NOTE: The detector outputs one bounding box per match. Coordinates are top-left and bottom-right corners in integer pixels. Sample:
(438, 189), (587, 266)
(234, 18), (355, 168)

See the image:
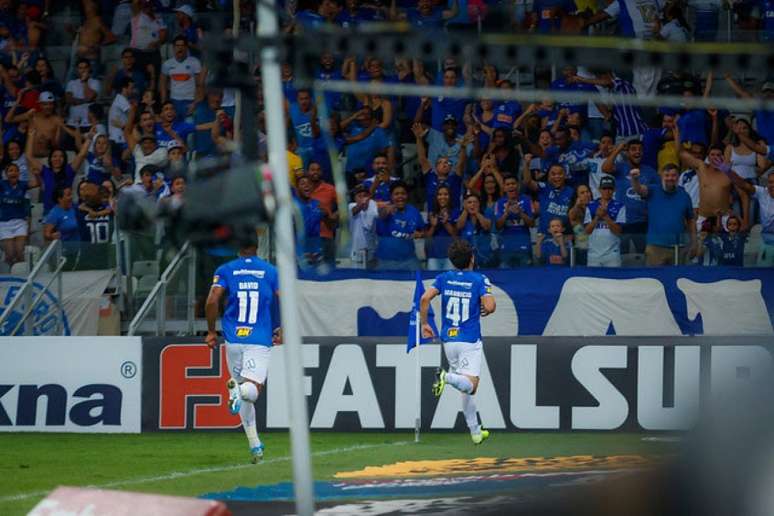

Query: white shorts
(443, 340), (483, 377)
(226, 343), (272, 384)
(0, 219), (27, 240)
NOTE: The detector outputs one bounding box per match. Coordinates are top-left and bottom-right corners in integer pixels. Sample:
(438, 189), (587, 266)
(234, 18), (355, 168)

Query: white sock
(240, 382), (258, 402)
(462, 394), (481, 435)
(445, 372), (474, 394)
(239, 401), (261, 449)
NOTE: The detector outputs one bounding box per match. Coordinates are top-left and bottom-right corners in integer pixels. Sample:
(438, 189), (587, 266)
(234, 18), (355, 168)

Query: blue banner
(298, 267), (774, 337)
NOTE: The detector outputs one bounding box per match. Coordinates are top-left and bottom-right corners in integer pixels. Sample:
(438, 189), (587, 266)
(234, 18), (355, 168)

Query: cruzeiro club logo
(0, 277), (71, 335)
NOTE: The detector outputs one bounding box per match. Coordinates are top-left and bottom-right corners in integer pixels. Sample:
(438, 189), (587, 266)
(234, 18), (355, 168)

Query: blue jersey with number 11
(432, 270), (493, 343)
(212, 256), (279, 347)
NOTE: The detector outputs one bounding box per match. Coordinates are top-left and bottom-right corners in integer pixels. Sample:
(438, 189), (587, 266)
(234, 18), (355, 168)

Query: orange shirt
(311, 181), (337, 239)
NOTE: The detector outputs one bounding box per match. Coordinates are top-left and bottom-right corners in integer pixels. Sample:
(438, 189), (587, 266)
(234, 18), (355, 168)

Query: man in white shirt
(130, 0), (167, 81)
(348, 184), (379, 269)
(132, 135), (168, 182)
(66, 59), (101, 129)
(584, 176), (627, 266)
(160, 35), (203, 121)
(109, 77), (135, 150)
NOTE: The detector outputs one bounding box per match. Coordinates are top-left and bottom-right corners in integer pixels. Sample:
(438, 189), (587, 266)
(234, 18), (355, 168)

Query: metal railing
(0, 240), (66, 336)
(127, 241), (196, 336)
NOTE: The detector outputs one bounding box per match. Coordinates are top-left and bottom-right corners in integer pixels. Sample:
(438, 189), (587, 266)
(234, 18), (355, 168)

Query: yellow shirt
(286, 151), (303, 187)
(657, 141), (679, 172)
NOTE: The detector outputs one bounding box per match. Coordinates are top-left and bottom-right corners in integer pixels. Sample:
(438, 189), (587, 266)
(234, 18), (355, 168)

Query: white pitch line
(0, 440), (410, 504)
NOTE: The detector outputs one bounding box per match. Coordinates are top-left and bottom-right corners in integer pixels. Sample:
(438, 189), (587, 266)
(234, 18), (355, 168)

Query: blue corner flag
(407, 271), (437, 353)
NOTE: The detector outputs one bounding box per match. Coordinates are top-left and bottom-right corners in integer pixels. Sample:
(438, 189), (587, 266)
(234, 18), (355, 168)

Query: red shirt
(311, 181), (337, 239)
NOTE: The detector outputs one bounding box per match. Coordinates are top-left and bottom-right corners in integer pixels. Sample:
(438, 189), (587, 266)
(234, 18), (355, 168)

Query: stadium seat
(24, 246), (41, 266)
(11, 262), (29, 276)
(133, 260), (161, 298)
(745, 224), (762, 266)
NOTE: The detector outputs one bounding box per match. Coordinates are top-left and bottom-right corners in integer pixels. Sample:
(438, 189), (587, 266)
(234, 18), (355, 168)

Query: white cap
(39, 91), (55, 102)
(174, 5), (195, 18)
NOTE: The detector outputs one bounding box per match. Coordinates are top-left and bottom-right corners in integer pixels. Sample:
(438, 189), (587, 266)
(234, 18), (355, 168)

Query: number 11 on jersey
(237, 291), (260, 324)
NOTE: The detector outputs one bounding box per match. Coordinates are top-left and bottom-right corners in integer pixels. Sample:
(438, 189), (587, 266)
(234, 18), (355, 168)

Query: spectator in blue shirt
(154, 101), (194, 150)
(698, 214), (747, 266)
(86, 134), (121, 184)
(397, 0), (459, 29)
(426, 185), (459, 270)
(494, 175), (534, 267)
(422, 68), (468, 134)
(43, 187), (80, 243)
(535, 218), (569, 265)
(363, 154), (399, 202)
(343, 107), (390, 176)
(375, 181), (425, 270)
(602, 139), (658, 253)
(26, 132), (87, 214)
(630, 163), (697, 266)
(193, 88), (223, 158)
(414, 121), (467, 210)
(294, 0), (342, 30)
(529, 0), (576, 33)
(287, 89), (321, 167)
(523, 158), (575, 235)
(108, 48), (149, 98)
(456, 191), (497, 268)
(0, 163), (33, 266)
(295, 175), (335, 268)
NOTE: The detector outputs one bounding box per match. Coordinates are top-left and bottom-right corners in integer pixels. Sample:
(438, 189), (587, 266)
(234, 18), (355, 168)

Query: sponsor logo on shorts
(447, 328), (459, 338)
(236, 327), (253, 337)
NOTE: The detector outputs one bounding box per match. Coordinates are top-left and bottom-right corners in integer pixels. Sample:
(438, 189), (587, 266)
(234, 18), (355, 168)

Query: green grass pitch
(0, 431), (668, 515)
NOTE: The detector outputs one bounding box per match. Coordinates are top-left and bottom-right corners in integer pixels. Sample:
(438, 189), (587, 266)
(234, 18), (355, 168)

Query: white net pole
(257, 2), (315, 515)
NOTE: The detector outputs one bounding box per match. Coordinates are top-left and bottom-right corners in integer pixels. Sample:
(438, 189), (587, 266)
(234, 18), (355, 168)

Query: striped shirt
(610, 76), (646, 139)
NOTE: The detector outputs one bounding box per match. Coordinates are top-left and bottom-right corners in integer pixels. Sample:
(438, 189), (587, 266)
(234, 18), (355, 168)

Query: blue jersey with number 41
(212, 256), (279, 347)
(432, 270), (493, 343)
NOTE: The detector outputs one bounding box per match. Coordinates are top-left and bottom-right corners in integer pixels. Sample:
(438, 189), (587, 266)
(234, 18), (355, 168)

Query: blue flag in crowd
(407, 271), (437, 353)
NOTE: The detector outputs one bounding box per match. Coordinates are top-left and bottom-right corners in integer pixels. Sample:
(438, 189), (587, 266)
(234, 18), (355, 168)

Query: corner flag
(407, 271), (437, 353)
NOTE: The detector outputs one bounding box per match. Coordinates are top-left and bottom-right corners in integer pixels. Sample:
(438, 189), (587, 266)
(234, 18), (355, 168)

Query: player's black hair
(238, 229), (259, 251)
(627, 139), (643, 148)
(448, 239), (474, 270)
(76, 58), (91, 69)
(372, 152), (388, 162)
(503, 174), (519, 184)
(173, 34), (188, 46)
(600, 131), (615, 141)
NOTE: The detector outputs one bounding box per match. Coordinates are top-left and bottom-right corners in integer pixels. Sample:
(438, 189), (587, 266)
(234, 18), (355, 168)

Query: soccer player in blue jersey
(205, 236), (281, 463)
(419, 239), (496, 445)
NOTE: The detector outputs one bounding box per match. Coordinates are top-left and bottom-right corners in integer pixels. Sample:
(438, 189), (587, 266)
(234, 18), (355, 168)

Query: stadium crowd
(0, 0), (771, 274)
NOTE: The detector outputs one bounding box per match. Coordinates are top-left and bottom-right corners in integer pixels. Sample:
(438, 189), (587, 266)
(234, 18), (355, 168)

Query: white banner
(0, 271), (113, 336)
(0, 337), (142, 433)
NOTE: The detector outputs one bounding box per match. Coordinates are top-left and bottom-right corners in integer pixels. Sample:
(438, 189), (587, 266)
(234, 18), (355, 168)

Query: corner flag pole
(414, 309), (421, 443)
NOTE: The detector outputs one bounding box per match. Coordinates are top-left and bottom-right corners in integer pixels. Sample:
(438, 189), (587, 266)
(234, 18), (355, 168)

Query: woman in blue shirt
(86, 134), (121, 184)
(43, 187), (80, 243)
(0, 163), (36, 266)
(426, 185), (459, 270)
(26, 130), (88, 214)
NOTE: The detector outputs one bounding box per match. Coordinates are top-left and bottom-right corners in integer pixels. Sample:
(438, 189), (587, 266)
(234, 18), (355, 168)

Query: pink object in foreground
(28, 486), (231, 516)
